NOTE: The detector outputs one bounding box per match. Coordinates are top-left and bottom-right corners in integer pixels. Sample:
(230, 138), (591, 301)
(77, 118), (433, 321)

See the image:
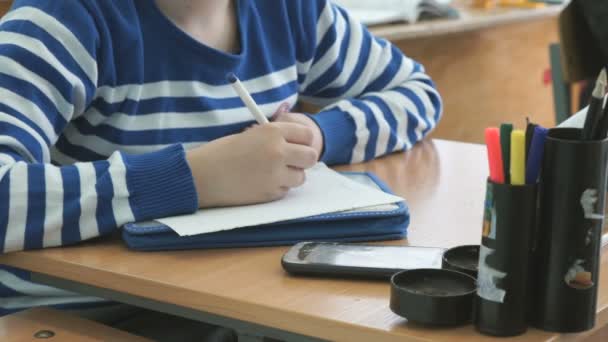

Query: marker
(485, 127), (504, 184)
(500, 123), (513, 184)
(510, 130), (526, 185)
(525, 121), (537, 159)
(226, 73), (269, 124)
(525, 126), (548, 185)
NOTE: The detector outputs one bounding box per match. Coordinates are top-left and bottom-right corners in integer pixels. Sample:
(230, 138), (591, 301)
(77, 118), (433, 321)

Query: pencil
(226, 73), (269, 124)
(582, 68), (607, 140)
(594, 97), (608, 140)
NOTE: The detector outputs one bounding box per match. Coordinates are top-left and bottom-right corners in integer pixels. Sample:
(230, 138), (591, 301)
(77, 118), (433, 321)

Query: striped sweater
(0, 0), (442, 315)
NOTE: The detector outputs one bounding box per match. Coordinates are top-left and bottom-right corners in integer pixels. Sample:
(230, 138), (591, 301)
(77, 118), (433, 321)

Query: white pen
(226, 72), (269, 124)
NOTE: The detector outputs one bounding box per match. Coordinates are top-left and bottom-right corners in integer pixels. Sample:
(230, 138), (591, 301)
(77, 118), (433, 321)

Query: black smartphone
(281, 241), (446, 279)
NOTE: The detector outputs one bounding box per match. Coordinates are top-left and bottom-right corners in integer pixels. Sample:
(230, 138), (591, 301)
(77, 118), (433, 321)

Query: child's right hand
(186, 122), (318, 208)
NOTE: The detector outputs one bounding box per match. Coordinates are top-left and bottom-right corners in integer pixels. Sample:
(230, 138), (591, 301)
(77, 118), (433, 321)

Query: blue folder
(122, 172), (409, 251)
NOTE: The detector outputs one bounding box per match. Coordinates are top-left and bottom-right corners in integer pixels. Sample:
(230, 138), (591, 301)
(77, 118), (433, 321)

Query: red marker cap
(485, 127), (505, 183)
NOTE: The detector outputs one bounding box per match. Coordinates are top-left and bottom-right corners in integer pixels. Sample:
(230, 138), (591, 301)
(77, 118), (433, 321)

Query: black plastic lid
(390, 268), (476, 326)
(442, 245), (480, 278)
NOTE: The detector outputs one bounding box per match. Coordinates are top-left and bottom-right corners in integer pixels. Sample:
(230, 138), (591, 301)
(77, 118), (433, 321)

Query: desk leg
(30, 272), (326, 342)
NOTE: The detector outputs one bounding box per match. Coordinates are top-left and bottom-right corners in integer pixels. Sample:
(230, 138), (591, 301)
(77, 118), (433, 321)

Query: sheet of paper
(558, 106), (586, 128)
(157, 163), (404, 236)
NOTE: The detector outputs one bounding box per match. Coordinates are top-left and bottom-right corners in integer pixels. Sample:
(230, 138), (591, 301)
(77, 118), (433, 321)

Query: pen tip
(600, 68), (607, 84)
(226, 72), (238, 83)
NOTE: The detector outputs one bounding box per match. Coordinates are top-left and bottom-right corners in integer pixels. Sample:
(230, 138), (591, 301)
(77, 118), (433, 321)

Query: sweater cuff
(122, 144), (198, 221)
(308, 108), (356, 165)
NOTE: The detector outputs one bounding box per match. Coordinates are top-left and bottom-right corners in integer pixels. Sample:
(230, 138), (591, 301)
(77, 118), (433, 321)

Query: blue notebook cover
(122, 172), (409, 251)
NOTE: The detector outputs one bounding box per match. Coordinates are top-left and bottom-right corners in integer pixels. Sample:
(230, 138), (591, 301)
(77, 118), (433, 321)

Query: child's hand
(186, 122), (318, 208)
(272, 108), (324, 159)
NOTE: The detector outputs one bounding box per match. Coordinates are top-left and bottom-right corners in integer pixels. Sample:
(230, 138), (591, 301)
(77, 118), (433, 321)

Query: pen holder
(532, 128), (608, 333)
(474, 179), (537, 337)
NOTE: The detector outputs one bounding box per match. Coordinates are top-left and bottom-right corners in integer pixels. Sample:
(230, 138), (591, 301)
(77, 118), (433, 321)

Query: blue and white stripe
(299, 2), (442, 163)
(0, 0), (441, 315)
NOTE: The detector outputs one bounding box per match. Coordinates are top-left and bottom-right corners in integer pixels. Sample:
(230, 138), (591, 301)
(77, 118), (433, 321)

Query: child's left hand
(272, 104), (324, 159)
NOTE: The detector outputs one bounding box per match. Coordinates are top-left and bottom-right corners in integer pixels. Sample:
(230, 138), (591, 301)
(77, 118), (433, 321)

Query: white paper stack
(157, 163), (404, 236)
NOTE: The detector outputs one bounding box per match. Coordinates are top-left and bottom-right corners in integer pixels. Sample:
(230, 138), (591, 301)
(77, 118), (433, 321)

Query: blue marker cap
(226, 72), (238, 83)
(525, 126), (548, 185)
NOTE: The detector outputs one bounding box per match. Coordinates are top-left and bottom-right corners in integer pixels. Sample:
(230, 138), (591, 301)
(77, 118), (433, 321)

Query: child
(0, 0), (442, 340)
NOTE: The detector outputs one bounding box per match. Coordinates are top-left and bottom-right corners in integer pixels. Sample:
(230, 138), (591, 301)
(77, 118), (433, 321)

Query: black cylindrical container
(474, 180), (538, 336)
(532, 128), (608, 333)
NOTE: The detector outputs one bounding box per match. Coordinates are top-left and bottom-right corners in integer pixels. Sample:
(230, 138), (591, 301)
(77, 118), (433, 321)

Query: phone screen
(283, 242), (445, 271)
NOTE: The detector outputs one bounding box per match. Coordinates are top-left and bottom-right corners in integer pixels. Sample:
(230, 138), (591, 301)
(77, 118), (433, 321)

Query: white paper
(558, 106), (586, 128)
(157, 163), (404, 236)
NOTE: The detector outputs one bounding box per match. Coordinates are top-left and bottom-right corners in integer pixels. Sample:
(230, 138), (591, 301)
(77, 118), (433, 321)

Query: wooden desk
(365, 1), (564, 144)
(370, 1), (563, 41)
(0, 308), (152, 342)
(0, 139), (606, 341)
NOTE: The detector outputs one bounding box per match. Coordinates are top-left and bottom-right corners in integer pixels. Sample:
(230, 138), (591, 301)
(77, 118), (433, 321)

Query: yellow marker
(510, 130), (526, 185)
